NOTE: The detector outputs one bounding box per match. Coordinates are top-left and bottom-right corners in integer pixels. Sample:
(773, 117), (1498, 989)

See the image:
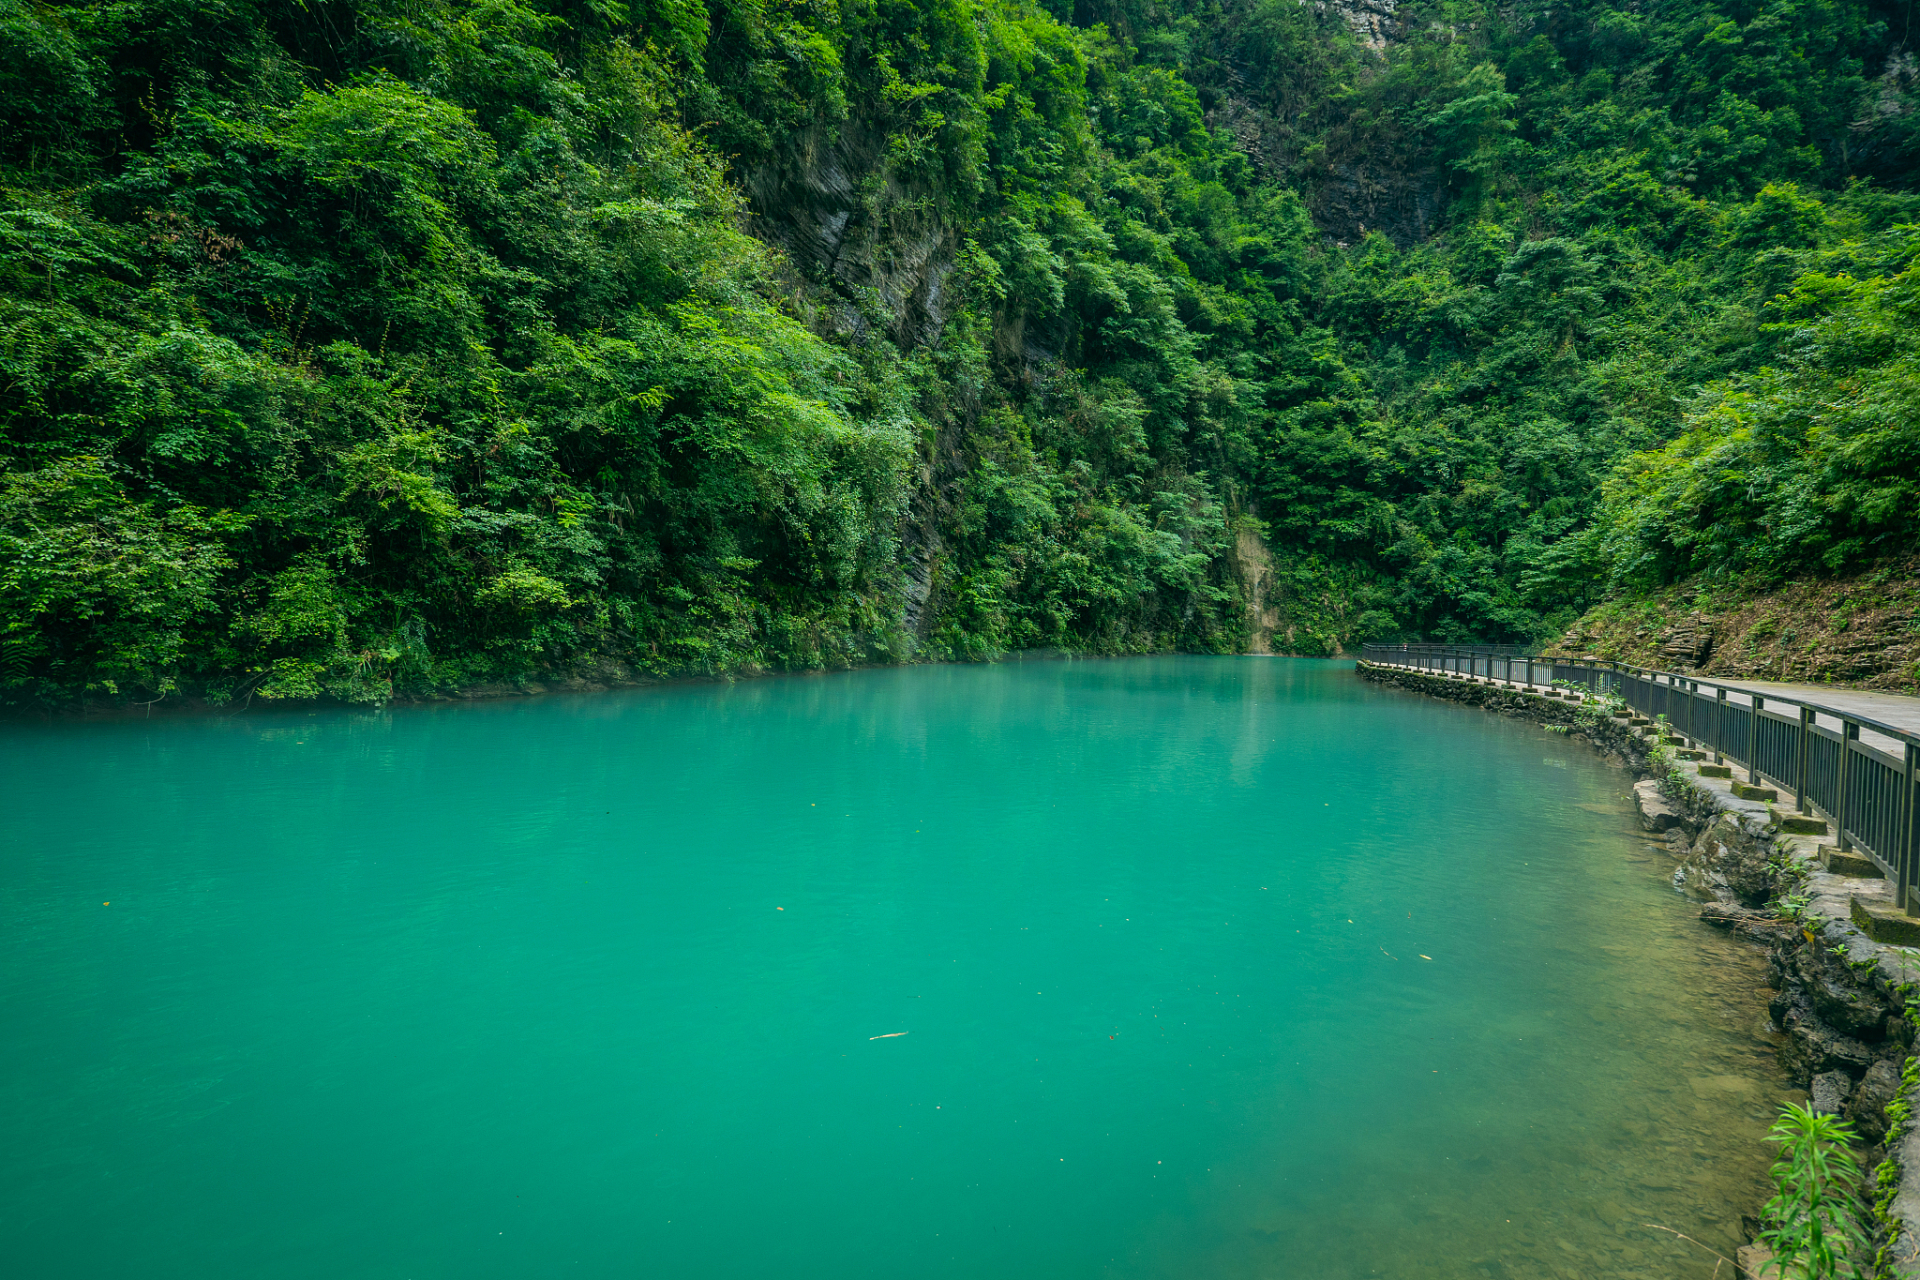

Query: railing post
(1526, 656), (1534, 688)
(1747, 694), (1761, 780)
(1795, 706), (1812, 814)
(1837, 720), (1857, 852)
(1900, 741), (1917, 916)
(1714, 687), (1727, 764)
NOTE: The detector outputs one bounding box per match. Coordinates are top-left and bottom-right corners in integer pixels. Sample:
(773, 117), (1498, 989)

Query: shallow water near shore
(1, 657), (1792, 1278)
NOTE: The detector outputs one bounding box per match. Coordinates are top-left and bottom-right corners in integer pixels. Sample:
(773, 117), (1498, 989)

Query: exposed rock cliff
(743, 123), (959, 346)
(1319, 0), (1399, 50)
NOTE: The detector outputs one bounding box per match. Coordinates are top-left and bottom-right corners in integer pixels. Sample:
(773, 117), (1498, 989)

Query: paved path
(1707, 678), (1920, 741)
(1626, 675), (1914, 757)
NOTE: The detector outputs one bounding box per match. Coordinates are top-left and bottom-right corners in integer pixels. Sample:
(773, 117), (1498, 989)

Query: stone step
(1676, 749), (1707, 760)
(1823, 847), (1883, 878)
(1660, 734), (1687, 746)
(1697, 764), (1733, 778)
(1780, 813), (1829, 835)
(1629, 716), (1652, 726)
(1731, 781), (1779, 802)
(1850, 895), (1920, 946)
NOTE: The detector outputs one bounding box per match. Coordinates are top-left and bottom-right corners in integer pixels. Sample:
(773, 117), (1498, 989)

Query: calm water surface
(1, 657), (1792, 1278)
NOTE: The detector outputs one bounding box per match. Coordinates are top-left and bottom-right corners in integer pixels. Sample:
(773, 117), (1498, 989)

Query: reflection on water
(0, 658), (1790, 1280)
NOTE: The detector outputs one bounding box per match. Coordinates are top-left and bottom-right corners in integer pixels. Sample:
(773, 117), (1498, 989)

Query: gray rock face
(1633, 780), (1683, 832)
(742, 124), (958, 347)
(1781, 992), (1877, 1081)
(1680, 814), (1773, 906)
(1781, 933), (1893, 1043)
(1812, 1069), (1856, 1115)
(1656, 614), (1715, 668)
(1893, 1109), (1920, 1275)
(1811, 969), (1891, 1040)
(1317, 0), (1398, 48)
(1847, 1058), (1903, 1142)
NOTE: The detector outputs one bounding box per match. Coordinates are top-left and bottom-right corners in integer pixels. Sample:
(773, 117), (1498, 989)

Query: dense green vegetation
(2, 0), (1916, 704)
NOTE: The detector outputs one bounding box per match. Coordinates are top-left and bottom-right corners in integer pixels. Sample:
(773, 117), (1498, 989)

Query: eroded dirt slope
(1551, 556), (1920, 694)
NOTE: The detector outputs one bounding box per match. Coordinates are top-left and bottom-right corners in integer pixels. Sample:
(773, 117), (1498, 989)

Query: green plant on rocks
(1774, 894), (1815, 926)
(1636, 709), (1692, 789)
(1572, 686), (1628, 727)
(1758, 1102), (1868, 1280)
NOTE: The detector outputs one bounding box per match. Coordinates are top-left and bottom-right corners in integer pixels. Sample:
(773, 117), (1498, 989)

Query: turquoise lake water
(1, 657), (1794, 1278)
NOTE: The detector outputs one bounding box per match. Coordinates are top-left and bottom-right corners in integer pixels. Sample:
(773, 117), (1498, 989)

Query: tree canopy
(2, 0), (1915, 703)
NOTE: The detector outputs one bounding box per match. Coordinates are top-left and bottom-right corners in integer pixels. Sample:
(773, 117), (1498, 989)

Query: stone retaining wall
(1356, 660), (1920, 1278)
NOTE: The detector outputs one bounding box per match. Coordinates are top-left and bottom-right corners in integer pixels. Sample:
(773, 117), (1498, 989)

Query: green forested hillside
(2, 0), (1916, 705)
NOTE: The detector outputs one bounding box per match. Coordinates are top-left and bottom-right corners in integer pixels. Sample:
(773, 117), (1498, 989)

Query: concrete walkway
(1708, 677), (1920, 742)
(1650, 677), (1919, 759)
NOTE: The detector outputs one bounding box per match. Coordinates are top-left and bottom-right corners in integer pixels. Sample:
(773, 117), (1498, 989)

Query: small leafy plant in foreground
(1759, 1102), (1867, 1279)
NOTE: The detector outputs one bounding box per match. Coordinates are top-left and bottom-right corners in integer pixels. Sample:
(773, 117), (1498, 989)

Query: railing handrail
(1359, 643), (1920, 752)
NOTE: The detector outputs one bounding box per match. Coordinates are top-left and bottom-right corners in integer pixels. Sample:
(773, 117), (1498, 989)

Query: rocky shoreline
(1356, 660), (1920, 1278)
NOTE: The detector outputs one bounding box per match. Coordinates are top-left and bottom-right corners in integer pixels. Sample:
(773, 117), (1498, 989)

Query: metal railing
(1361, 643), (1920, 914)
